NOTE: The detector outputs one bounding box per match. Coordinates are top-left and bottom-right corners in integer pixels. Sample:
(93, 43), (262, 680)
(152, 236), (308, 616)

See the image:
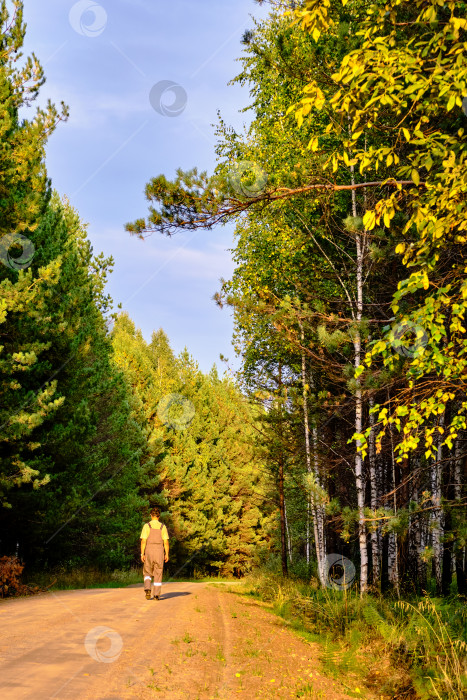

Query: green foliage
(0, 1), (68, 237)
(0, 197), (152, 568)
(294, 0), (467, 464)
(0, 0), (68, 500)
(243, 570), (467, 699)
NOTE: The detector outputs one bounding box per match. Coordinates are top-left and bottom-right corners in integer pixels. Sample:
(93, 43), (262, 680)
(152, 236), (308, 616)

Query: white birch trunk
(350, 157), (368, 594)
(301, 340), (312, 566)
(310, 388), (327, 584)
(300, 327), (327, 584)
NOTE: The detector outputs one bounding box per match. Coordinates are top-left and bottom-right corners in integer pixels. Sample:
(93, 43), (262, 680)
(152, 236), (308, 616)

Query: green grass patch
(22, 566), (237, 591)
(23, 567), (142, 590)
(237, 571), (467, 700)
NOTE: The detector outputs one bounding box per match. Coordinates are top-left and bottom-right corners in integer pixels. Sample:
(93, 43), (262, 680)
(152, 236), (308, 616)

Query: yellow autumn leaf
(308, 136), (319, 152)
(363, 210), (376, 230)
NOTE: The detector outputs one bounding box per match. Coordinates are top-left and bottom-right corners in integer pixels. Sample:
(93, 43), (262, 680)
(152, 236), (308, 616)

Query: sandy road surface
(0, 583), (356, 700)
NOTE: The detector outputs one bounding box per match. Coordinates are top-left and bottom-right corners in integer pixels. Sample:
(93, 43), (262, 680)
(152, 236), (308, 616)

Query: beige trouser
(143, 544), (164, 591)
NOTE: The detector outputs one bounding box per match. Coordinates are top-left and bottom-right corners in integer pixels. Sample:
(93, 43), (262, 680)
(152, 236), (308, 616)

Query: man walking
(140, 508), (169, 600)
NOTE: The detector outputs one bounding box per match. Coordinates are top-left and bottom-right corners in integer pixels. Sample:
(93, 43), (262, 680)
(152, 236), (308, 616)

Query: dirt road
(0, 583), (356, 699)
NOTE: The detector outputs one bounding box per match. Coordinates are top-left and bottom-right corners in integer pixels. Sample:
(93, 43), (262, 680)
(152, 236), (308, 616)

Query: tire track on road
(215, 587), (234, 699)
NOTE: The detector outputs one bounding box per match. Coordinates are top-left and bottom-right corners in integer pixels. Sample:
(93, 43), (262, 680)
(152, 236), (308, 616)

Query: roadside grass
(22, 567), (236, 591)
(237, 571), (467, 700)
(22, 567), (141, 590)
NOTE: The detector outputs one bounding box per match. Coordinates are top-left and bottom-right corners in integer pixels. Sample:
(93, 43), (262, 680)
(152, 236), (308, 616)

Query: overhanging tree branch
(126, 168), (423, 238)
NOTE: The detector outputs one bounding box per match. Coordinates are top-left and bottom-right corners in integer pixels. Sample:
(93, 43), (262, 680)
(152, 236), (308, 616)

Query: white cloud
(95, 227), (234, 284)
(38, 82), (149, 130)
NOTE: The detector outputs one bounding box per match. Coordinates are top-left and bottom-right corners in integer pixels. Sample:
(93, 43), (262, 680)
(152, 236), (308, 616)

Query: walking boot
(145, 589), (151, 600)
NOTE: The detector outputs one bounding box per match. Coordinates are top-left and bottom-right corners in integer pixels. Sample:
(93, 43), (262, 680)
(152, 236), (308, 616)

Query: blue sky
(22, 0), (268, 374)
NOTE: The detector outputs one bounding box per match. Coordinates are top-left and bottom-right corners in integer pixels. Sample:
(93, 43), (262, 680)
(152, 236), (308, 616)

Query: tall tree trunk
(311, 418), (327, 585)
(284, 499), (292, 563)
(279, 450), (288, 576)
(309, 358), (327, 585)
(350, 158), (368, 594)
(454, 439), (466, 595)
(368, 395), (380, 589)
(278, 362), (288, 577)
(300, 325), (326, 583)
(412, 471), (427, 594)
(301, 334), (312, 567)
(431, 415), (444, 594)
(389, 416), (400, 597)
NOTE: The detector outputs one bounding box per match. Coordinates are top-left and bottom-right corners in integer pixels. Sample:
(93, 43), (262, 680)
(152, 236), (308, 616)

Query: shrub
(0, 556), (27, 597)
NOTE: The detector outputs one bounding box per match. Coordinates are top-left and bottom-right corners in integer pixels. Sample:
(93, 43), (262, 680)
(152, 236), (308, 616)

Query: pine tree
(0, 1), (68, 503)
(1, 197), (151, 569)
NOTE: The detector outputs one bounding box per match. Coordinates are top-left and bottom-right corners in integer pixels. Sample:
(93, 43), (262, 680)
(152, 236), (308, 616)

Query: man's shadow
(160, 591), (191, 600)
